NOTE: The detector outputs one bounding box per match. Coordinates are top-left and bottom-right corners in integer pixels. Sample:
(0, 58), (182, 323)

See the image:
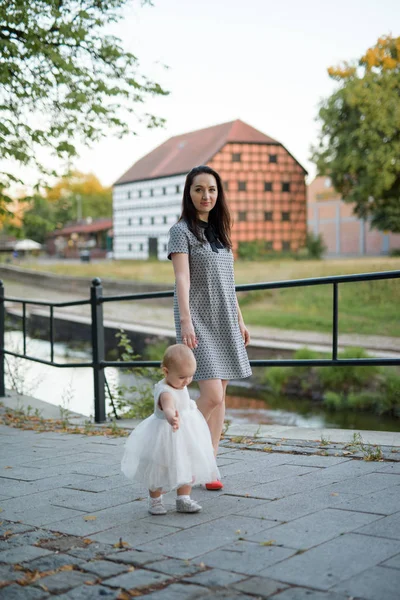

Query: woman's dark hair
(180, 165), (232, 248)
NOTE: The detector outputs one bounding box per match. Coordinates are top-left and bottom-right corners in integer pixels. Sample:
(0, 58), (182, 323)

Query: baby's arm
(159, 392), (180, 431)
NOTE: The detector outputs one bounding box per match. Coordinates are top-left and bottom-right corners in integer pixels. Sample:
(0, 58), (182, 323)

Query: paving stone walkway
(1, 422), (400, 599)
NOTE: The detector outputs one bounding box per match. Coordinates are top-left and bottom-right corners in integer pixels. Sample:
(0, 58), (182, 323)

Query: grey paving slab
(373, 462), (400, 475)
(21, 553), (85, 572)
(183, 568), (246, 587)
(235, 488), (360, 522)
(47, 486), (141, 512)
(0, 563), (21, 583)
(322, 472), (400, 496)
(56, 585), (120, 599)
(232, 575), (288, 597)
(261, 532), (400, 589)
(280, 455), (351, 468)
(64, 474), (137, 493)
(41, 498), (148, 536)
(22, 452), (118, 468)
(149, 558), (207, 578)
(0, 530), (59, 550)
(355, 511), (400, 540)
(137, 515), (271, 560)
(33, 570), (97, 593)
(0, 544), (53, 564)
(0, 522), (34, 536)
(66, 542), (119, 560)
(104, 568), (173, 590)
(0, 498), (86, 527)
(0, 473), (96, 498)
(246, 507), (382, 549)
(80, 559), (130, 578)
(0, 467), (55, 481)
(332, 565), (400, 599)
(144, 582), (216, 599)
(197, 540), (295, 575)
(104, 549), (165, 566)
(270, 589), (349, 600)
(332, 484), (400, 515)
(381, 553), (400, 570)
(0, 584), (49, 599)
(91, 519), (180, 547)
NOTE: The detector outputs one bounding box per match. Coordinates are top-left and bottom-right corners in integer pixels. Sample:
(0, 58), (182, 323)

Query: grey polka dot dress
(167, 220), (252, 381)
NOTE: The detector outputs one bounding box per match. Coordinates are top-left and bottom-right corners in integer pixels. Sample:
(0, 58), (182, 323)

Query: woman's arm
(236, 296), (250, 347)
(171, 253), (198, 349)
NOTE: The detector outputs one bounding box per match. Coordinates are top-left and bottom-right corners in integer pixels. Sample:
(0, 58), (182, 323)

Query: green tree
(0, 0), (168, 211)
(311, 35), (400, 232)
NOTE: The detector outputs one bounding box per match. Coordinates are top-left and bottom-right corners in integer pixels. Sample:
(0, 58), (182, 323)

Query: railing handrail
(3, 270), (400, 307)
(1, 269), (399, 422)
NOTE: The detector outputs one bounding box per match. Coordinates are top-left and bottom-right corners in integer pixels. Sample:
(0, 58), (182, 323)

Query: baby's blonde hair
(162, 344), (196, 370)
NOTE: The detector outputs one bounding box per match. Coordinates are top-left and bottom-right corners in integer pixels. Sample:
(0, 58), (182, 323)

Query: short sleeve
(167, 224), (189, 260)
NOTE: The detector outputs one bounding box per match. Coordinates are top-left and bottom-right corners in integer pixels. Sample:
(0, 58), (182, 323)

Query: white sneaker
(176, 497), (202, 513)
(148, 496), (167, 515)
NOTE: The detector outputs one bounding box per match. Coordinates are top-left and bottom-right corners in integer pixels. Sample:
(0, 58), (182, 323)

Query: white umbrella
(14, 239), (42, 251)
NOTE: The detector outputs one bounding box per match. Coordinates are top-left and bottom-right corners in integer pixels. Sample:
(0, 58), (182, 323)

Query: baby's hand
(170, 410), (179, 431)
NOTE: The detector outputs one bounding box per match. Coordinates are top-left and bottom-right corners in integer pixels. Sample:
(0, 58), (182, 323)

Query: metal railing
(0, 270), (399, 422)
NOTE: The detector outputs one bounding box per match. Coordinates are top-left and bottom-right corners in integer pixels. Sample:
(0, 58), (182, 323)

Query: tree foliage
(0, 0), (168, 209)
(312, 35), (400, 232)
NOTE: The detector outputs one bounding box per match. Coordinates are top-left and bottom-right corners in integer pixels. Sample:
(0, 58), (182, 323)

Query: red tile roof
(114, 119), (281, 185)
(49, 219), (112, 237)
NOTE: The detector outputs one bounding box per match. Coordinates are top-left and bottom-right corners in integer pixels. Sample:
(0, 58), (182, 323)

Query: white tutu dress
(121, 379), (220, 492)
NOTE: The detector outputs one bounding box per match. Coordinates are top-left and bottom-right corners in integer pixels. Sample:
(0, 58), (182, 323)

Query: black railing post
(91, 278), (106, 423)
(332, 282), (338, 361)
(0, 280), (5, 396)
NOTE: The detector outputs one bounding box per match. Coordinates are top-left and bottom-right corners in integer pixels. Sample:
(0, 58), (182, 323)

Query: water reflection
(4, 332), (400, 431)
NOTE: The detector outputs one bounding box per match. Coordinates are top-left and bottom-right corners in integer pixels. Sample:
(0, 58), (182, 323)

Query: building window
(265, 241), (273, 250)
(139, 217), (143, 225)
(238, 211), (247, 222)
(264, 182), (272, 192)
(232, 153), (241, 162)
(264, 211), (273, 221)
(282, 212), (290, 222)
(128, 218), (132, 226)
(162, 187), (167, 195)
(138, 190), (142, 198)
(139, 243), (144, 251)
(176, 185), (180, 193)
(127, 191), (131, 200)
(163, 243), (167, 252)
(163, 216), (167, 224)
(282, 182), (290, 192)
(238, 181), (247, 191)
(150, 189), (154, 196)
(151, 216), (155, 225)
(224, 181), (229, 190)
(282, 241), (291, 251)
(128, 243), (132, 251)
(269, 154), (277, 163)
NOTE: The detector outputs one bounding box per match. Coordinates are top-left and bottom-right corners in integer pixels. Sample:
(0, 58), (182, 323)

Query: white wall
(113, 174), (185, 260)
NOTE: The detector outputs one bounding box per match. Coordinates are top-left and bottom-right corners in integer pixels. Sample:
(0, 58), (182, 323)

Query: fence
(0, 270), (399, 422)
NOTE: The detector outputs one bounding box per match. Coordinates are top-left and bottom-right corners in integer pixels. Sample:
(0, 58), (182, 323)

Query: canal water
(4, 332), (400, 432)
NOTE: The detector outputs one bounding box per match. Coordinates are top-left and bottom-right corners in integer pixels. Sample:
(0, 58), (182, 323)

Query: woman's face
(190, 173), (218, 221)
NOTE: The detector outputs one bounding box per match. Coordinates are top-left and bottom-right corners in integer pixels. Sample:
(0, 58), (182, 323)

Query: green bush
(347, 391), (381, 411)
(323, 391), (346, 410)
(305, 232), (327, 259)
(317, 347), (379, 392)
(263, 367), (290, 394)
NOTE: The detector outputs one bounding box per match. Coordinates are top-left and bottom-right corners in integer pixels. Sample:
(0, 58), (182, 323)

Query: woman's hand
(239, 321), (250, 347)
(181, 317), (198, 349)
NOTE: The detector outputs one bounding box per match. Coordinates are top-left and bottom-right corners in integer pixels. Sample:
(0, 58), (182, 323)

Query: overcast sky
(38, 0), (400, 187)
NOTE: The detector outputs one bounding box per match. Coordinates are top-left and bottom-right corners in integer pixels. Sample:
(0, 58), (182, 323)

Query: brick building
(307, 177), (400, 256)
(113, 120), (307, 259)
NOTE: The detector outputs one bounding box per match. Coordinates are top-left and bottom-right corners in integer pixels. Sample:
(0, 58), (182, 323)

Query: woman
(167, 165), (251, 490)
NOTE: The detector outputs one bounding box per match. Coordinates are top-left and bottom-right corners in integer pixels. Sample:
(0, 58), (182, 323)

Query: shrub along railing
(0, 270), (399, 423)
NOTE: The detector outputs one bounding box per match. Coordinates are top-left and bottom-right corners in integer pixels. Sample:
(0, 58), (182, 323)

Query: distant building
(47, 218), (113, 258)
(307, 177), (400, 256)
(113, 119), (307, 259)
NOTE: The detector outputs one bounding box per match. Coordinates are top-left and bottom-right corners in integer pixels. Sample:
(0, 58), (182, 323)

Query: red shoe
(205, 480), (224, 490)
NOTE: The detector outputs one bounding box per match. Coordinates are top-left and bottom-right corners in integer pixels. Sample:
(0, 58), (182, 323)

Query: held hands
(169, 410), (180, 432)
(180, 318), (198, 349)
(239, 321), (250, 347)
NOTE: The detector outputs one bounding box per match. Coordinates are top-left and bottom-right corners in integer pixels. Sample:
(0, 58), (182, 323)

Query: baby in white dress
(121, 344), (220, 514)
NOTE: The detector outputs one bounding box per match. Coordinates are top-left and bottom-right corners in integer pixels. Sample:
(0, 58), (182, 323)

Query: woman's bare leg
(197, 379), (228, 455)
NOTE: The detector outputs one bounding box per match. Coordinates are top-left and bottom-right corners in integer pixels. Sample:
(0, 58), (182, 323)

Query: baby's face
(165, 357), (196, 389)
